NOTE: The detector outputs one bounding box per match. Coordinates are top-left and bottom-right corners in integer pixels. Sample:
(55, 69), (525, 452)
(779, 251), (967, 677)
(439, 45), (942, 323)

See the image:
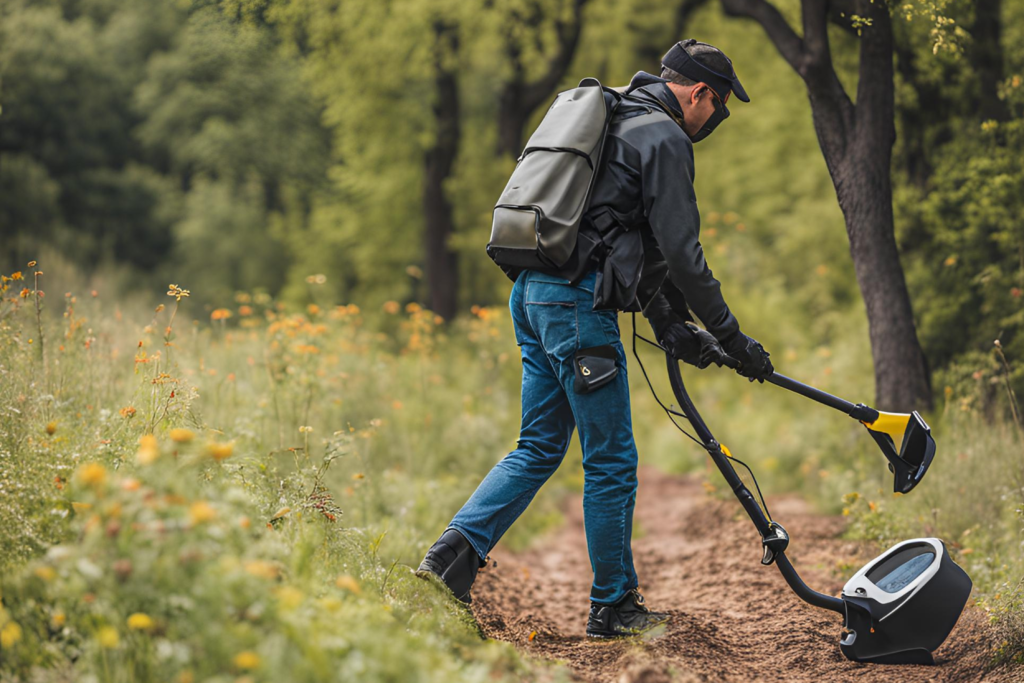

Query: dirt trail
(471, 468), (1018, 682)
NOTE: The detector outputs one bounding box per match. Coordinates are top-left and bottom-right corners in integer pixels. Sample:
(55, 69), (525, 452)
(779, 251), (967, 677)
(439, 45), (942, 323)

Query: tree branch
(719, 0), (807, 74)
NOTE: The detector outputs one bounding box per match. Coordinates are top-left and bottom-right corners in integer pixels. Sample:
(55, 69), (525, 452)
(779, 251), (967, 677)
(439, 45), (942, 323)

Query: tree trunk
(969, 0), (1008, 122)
(496, 0), (588, 157)
(720, 0), (933, 411)
(423, 20), (461, 320)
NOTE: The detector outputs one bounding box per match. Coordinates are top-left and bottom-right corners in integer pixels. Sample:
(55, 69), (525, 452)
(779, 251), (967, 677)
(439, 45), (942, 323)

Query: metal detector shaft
(767, 374), (879, 423)
(716, 348), (879, 423)
(665, 355), (845, 615)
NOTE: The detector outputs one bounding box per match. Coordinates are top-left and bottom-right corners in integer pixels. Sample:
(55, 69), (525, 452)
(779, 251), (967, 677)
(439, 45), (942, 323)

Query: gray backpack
(487, 78), (621, 272)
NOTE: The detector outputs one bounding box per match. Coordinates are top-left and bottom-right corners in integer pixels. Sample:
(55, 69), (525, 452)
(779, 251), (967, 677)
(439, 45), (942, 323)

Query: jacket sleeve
(635, 235), (693, 340)
(640, 132), (740, 342)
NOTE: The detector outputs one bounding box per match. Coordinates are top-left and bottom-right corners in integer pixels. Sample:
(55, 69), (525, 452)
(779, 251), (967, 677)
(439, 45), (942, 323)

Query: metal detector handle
(767, 374), (879, 423)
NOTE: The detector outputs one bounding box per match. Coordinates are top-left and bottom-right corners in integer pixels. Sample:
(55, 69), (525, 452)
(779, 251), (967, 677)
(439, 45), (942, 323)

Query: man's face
(681, 84), (727, 139)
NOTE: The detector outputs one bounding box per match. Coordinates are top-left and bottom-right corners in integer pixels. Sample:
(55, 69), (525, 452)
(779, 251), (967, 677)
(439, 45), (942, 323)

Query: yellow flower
(169, 428), (195, 443)
(137, 434), (159, 465)
(298, 425), (313, 433)
(26, 261), (36, 268)
(97, 626), (119, 649)
(1, 621), (23, 648)
(11, 271), (23, 281)
(274, 586), (304, 610)
(127, 613), (154, 631)
(33, 566), (56, 582)
(233, 651), (261, 670)
(166, 284), (191, 302)
(119, 406), (136, 419)
(243, 560), (279, 580)
(188, 501), (217, 525)
(76, 462), (108, 487)
(383, 301), (400, 314)
(46, 421), (58, 435)
(206, 441), (235, 461)
(335, 574), (362, 594)
(51, 612), (66, 629)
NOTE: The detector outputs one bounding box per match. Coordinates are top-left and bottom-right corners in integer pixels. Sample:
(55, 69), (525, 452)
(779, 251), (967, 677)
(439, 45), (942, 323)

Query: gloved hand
(686, 324), (728, 368)
(723, 333), (774, 382)
(662, 323), (727, 370)
(660, 322), (704, 368)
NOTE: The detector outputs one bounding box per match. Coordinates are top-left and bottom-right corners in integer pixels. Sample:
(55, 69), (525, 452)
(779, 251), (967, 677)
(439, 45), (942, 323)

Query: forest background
(1, 0), (1023, 680)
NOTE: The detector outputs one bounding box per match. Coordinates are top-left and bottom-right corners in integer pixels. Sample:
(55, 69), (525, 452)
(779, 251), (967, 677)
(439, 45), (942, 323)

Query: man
(417, 39), (773, 638)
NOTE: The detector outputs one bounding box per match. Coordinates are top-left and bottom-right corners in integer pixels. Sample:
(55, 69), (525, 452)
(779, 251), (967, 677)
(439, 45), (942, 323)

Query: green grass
(1, 259), (1022, 679)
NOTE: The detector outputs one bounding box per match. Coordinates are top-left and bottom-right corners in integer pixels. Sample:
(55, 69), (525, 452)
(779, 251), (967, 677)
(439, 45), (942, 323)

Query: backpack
(486, 78), (622, 272)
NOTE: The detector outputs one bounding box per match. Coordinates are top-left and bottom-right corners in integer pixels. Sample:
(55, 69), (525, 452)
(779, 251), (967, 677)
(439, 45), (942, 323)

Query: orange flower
(238, 305), (253, 316)
(210, 308), (232, 321)
(119, 406), (137, 419)
(383, 301), (400, 315)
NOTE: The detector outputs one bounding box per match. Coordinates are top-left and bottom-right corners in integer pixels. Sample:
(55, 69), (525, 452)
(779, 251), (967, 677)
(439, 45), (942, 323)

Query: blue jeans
(449, 269), (639, 604)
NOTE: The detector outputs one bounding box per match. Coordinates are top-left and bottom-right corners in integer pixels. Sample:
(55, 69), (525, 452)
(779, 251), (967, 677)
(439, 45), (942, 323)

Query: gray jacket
(549, 71), (740, 344)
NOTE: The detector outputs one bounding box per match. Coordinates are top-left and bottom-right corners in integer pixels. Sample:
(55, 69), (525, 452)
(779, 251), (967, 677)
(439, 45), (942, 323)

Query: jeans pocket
(524, 281), (579, 362)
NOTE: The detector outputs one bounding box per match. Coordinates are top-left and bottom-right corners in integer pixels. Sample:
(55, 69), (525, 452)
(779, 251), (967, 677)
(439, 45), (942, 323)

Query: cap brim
(730, 77), (750, 103)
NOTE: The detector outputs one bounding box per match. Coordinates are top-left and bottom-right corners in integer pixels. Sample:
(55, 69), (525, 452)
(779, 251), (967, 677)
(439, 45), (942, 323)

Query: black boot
(586, 588), (670, 639)
(416, 528), (485, 604)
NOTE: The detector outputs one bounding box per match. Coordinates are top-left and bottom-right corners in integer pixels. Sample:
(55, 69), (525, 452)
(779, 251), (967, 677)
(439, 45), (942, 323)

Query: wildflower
(307, 304), (320, 316)
(244, 560), (279, 580)
(76, 462), (108, 487)
(274, 586), (304, 610)
(120, 477), (141, 492)
(405, 302), (422, 314)
(137, 434), (159, 465)
(383, 301), (400, 314)
(188, 501), (217, 525)
(97, 626), (119, 649)
(211, 308), (232, 321)
(11, 271), (23, 281)
(0, 621), (23, 647)
(405, 265), (423, 279)
(127, 613), (154, 631)
(120, 406), (137, 419)
(206, 441), (234, 461)
(169, 428), (195, 443)
(33, 566), (56, 582)
(20, 287), (31, 299)
(51, 612), (66, 629)
(46, 421), (57, 435)
(166, 284), (191, 302)
(233, 651), (261, 671)
(298, 425), (313, 434)
(238, 305), (253, 316)
(27, 261), (36, 267)
(335, 574), (362, 594)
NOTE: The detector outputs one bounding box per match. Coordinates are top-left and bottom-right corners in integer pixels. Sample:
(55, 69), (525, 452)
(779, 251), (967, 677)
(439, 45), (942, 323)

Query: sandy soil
(471, 467), (1021, 682)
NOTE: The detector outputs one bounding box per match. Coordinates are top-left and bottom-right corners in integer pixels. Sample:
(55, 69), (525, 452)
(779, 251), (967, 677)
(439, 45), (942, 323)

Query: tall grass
(0, 262), (572, 682)
(1, 258), (1021, 679)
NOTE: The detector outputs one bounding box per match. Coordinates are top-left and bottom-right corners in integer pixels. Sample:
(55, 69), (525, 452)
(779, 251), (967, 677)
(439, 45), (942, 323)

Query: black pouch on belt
(573, 345), (618, 394)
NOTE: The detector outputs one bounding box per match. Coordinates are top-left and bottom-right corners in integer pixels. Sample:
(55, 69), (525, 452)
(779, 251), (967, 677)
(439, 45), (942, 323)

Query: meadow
(0, 258), (1021, 681)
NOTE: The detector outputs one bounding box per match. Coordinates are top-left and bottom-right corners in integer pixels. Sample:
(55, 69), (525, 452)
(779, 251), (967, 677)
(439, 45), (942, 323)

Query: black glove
(723, 333), (774, 382)
(660, 323), (704, 368)
(662, 323), (729, 370)
(686, 324), (728, 368)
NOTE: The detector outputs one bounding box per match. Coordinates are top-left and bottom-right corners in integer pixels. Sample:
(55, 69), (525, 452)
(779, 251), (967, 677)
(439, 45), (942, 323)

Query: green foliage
(0, 265), (573, 681)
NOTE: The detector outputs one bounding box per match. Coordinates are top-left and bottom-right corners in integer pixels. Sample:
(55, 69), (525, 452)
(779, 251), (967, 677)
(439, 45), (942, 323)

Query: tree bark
(496, 0), (589, 157)
(720, 0), (932, 410)
(969, 0), (1008, 122)
(423, 19), (461, 320)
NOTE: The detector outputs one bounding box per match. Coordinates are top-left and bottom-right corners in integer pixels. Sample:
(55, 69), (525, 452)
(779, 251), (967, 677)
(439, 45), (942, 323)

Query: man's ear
(690, 83), (708, 104)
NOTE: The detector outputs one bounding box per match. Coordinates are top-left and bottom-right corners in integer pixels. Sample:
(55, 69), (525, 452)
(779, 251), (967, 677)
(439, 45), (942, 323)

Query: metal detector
(657, 351), (972, 665)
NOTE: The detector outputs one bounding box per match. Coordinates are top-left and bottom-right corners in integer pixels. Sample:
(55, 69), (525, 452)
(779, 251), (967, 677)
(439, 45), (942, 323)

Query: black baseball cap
(661, 40), (749, 105)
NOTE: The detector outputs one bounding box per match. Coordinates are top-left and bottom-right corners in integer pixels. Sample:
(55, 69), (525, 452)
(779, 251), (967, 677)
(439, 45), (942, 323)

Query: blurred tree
(495, 0), (590, 157)
(718, 0), (932, 411)
(133, 6), (331, 301)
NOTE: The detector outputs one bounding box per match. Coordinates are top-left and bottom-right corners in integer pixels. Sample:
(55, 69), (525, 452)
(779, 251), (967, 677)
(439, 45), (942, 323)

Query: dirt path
(471, 467), (1019, 682)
